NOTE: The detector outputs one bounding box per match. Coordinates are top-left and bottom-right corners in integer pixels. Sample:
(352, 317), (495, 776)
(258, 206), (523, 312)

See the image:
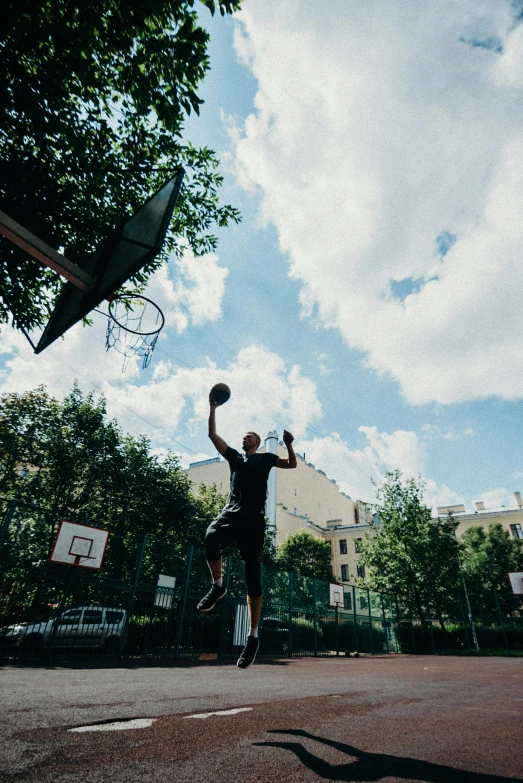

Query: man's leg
(208, 558), (222, 584)
(237, 557), (262, 668)
(247, 593), (262, 637)
(197, 518), (231, 612)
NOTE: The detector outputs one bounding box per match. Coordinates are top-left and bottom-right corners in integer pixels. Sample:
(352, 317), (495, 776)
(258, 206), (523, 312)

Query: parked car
(0, 606), (126, 654)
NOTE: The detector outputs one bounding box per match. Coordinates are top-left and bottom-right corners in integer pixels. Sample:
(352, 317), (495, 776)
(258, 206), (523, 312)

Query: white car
(0, 606), (126, 654)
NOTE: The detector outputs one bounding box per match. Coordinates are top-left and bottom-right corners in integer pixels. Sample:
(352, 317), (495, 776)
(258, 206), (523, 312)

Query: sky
(2, 0), (523, 514)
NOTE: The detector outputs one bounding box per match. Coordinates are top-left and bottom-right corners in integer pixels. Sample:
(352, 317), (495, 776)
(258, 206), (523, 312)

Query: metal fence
(1, 498), (521, 661)
(0, 499), (394, 661)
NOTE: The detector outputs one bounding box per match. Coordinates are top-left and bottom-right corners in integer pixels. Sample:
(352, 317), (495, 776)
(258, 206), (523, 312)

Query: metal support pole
(288, 571), (293, 657)
(218, 555), (231, 659)
(352, 585), (359, 653)
(380, 593), (389, 655)
(493, 590), (510, 653)
(454, 532), (479, 652)
(119, 533), (147, 658)
(174, 545), (194, 659)
(335, 605), (340, 656)
(367, 590), (374, 655)
(313, 577), (318, 657)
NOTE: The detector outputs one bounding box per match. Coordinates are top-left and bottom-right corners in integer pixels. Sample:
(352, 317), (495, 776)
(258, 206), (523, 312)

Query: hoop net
(105, 294), (164, 371)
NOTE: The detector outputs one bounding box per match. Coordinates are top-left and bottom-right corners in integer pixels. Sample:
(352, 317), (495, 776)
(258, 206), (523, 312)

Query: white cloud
(232, 1), (523, 405)
(420, 424), (475, 440)
(146, 246), (228, 332)
(298, 426), (464, 513)
(0, 321), (322, 457)
(114, 343), (323, 446)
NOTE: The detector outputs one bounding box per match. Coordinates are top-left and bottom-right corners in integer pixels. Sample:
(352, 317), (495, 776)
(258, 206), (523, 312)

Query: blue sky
(2, 1), (523, 513)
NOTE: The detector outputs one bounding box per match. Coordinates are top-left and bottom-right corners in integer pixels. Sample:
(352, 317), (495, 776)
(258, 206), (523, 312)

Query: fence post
(389, 596), (400, 653)
(288, 571), (293, 657)
(367, 590), (374, 655)
(335, 605), (340, 656)
(119, 532), (147, 658)
(218, 555), (231, 659)
(454, 531), (480, 652)
(352, 585), (359, 653)
(174, 545), (193, 659)
(493, 590), (510, 653)
(47, 564), (76, 660)
(380, 593), (389, 654)
(313, 577), (318, 657)
(457, 589), (471, 650)
(429, 620), (436, 654)
(0, 500), (17, 548)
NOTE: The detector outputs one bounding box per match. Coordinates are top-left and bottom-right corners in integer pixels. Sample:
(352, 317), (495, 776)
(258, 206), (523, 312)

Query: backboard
(35, 169), (184, 353)
(508, 572), (523, 595)
(329, 583), (344, 608)
(50, 520), (110, 570)
(154, 574), (176, 609)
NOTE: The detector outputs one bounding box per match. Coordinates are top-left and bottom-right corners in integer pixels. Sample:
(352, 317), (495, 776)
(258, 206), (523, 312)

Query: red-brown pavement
(1, 655), (522, 782)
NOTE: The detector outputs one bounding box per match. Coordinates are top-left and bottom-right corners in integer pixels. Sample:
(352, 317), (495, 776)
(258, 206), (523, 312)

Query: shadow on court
(254, 729), (523, 783)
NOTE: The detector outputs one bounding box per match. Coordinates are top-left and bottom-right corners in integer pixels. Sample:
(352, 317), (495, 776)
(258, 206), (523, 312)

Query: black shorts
(205, 510), (266, 562)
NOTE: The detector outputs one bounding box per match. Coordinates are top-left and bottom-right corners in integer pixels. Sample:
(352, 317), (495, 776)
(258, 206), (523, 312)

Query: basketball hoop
(105, 294), (164, 370)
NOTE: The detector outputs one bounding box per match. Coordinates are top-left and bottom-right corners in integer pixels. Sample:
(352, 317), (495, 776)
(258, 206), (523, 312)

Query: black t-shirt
(222, 446), (278, 515)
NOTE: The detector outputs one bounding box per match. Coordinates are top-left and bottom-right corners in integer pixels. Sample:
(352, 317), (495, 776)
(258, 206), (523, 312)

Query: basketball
(210, 383), (231, 405)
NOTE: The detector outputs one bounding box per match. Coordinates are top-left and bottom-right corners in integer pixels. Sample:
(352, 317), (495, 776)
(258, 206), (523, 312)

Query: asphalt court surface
(1, 655), (522, 782)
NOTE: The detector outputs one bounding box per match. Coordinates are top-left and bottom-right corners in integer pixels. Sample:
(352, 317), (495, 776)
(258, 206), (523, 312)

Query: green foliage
(276, 531), (332, 580)
(0, 385), (204, 580)
(460, 523), (523, 616)
(0, 0), (241, 331)
(359, 471), (461, 627)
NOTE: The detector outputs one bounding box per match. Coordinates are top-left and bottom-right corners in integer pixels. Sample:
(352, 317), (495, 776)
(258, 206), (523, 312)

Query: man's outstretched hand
(283, 429), (294, 446)
(209, 392), (223, 409)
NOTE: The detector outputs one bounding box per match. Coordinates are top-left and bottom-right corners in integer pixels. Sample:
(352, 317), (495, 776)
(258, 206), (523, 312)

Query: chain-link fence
(394, 587), (523, 655)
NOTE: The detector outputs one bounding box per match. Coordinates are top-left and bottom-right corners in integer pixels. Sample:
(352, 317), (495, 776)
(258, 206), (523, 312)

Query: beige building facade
(436, 496), (523, 542)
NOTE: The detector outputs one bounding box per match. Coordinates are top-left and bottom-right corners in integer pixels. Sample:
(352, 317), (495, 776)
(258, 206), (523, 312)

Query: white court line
(70, 718), (156, 733)
(184, 707), (253, 719)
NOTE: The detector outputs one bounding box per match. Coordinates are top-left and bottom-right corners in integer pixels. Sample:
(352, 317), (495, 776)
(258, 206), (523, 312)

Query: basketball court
(1, 655), (522, 782)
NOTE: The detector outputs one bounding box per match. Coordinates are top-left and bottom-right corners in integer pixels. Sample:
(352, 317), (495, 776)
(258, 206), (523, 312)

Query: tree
(0, 0), (241, 331)
(276, 531), (332, 581)
(0, 385), (205, 580)
(359, 471), (461, 628)
(460, 523), (523, 616)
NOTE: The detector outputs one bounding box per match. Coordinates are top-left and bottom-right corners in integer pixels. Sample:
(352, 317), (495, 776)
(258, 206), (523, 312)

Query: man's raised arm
(276, 430), (297, 469)
(208, 394), (228, 455)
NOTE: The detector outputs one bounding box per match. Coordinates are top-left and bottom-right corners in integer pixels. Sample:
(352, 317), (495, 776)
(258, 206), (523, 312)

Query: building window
(341, 564), (349, 581)
(354, 538), (362, 553)
(357, 564), (366, 579)
(339, 539), (347, 555)
(510, 523), (523, 539)
(343, 592), (352, 610)
(354, 507), (359, 523)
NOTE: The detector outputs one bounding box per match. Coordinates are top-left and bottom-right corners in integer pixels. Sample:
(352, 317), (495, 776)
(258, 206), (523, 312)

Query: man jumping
(197, 392), (297, 668)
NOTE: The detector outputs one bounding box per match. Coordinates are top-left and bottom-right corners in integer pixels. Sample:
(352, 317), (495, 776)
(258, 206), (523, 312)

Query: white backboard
(154, 574), (176, 608)
(329, 583), (344, 608)
(508, 572), (523, 595)
(50, 521), (109, 570)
